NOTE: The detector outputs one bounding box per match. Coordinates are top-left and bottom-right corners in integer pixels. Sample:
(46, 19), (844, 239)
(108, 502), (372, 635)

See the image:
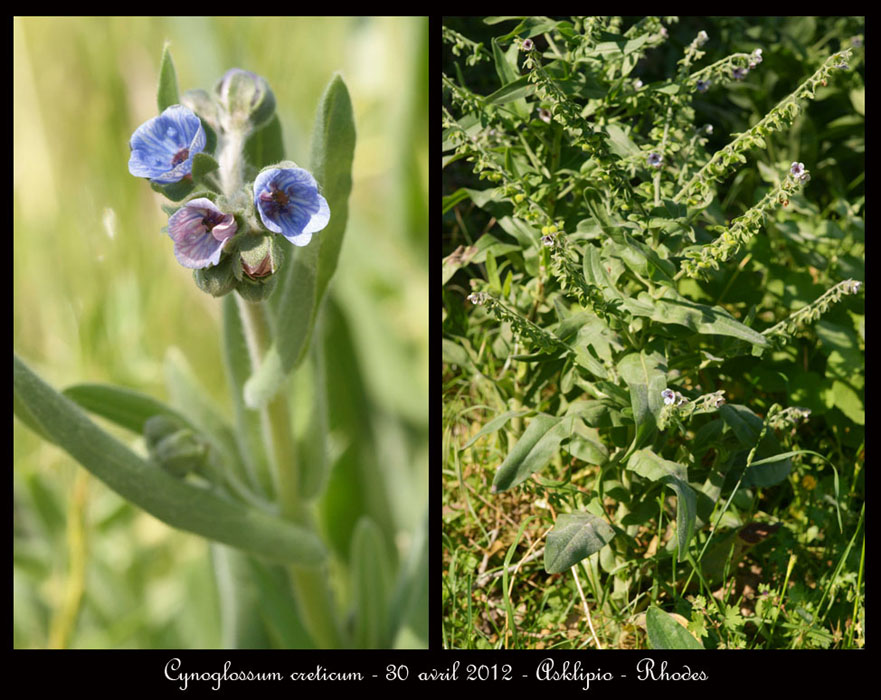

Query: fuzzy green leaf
(617, 351), (667, 453)
(351, 517), (393, 648)
(14, 354), (326, 566)
(645, 606), (704, 649)
(62, 383), (193, 435)
(544, 512), (616, 574)
(245, 113), (285, 171)
(157, 43), (180, 112)
(628, 448), (696, 557)
(491, 414), (574, 492)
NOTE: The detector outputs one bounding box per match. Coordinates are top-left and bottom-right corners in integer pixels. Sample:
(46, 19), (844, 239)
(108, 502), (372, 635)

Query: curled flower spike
(662, 388), (676, 405)
(253, 167), (330, 247)
(128, 105), (206, 184)
(696, 30), (709, 46)
(167, 198), (237, 269)
(749, 48), (763, 69)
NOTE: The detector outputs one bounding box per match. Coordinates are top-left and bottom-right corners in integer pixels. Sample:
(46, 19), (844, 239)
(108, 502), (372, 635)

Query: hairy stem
(220, 125), (343, 649)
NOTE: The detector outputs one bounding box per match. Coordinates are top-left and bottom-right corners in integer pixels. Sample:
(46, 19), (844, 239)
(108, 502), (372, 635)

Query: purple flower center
(171, 148), (190, 166)
(201, 211), (224, 230)
(258, 185), (290, 216)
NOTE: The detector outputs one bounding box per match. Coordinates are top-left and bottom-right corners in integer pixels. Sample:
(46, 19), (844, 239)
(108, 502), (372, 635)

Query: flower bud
(234, 234), (284, 301)
(193, 253), (239, 297)
(215, 68), (276, 132)
(238, 232), (285, 280)
(144, 415), (208, 478)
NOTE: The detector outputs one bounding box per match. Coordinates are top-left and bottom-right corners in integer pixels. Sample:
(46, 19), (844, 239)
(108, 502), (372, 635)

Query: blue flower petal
(128, 105), (206, 184)
(167, 198), (236, 269)
(253, 167), (330, 247)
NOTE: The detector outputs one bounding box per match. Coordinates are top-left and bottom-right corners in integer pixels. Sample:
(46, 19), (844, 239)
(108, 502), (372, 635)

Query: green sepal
(192, 152), (219, 179)
(235, 273), (278, 302)
(238, 232), (285, 278)
(160, 189), (222, 219)
(257, 159), (301, 175)
(151, 176), (195, 202)
(193, 254), (239, 297)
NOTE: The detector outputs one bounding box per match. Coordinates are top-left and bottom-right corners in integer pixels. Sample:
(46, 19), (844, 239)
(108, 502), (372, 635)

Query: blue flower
(732, 66), (748, 80)
(647, 152), (663, 168)
(662, 389), (676, 405)
(129, 105), (206, 184)
(790, 162), (806, 178)
(253, 167), (330, 247)
(167, 198), (237, 269)
(696, 79), (711, 93)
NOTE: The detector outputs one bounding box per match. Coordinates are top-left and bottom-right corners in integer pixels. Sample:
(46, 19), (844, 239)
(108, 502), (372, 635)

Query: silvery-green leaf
(628, 449), (696, 557)
(544, 512), (616, 574)
(491, 414), (574, 493)
(645, 606), (704, 649)
(14, 354), (325, 566)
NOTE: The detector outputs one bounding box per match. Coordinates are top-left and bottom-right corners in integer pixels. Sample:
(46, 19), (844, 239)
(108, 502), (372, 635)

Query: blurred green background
(14, 16), (428, 648)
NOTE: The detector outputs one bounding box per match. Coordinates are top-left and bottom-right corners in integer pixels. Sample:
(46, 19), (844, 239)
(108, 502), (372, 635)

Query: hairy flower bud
(144, 415), (208, 478)
(193, 253), (239, 297)
(215, 68), (276, 132)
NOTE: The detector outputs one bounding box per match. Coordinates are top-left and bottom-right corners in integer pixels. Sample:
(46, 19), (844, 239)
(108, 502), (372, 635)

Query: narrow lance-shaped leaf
(294, 320), (329, 500)
(245, 74), (355, 408)
(618, 350), (667, 455)
(387, 510), (428, 648)
(245, 113), (285, 170)
(491, 414), (573, 493)
(157, 42), (180, 112)
(622, 290), (768, 348)
(13, 354), (326, 566)
(460, 409), (529, 450)
(62, 383), (193, 435)
(544, 512), (616, 574)
(351, 517), (393, 648)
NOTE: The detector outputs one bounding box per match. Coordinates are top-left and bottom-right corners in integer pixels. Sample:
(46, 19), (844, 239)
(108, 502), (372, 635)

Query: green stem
(220, 126), (343, 649)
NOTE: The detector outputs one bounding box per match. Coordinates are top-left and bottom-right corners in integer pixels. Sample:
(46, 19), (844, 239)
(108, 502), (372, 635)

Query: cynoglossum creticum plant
(14, 44), (424, 650)
(443, 16), (863, 649)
